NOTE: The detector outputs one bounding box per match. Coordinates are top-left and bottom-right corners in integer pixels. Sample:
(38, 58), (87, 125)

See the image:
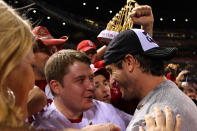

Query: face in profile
(186, 92), (196, 99)
(33, 52), (50, 77)
(4, 49), (35, 118)
(55, 61), (95, 112)
(33, 44), (58, 78)
(93, 74), (111, 103)
(106, 62), (138, 101)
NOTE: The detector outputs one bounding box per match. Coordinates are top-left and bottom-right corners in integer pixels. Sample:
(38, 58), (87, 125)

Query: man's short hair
(33, 40), (45, 53)
(45, 49), (91, 89)
(184, 87), (197, 94)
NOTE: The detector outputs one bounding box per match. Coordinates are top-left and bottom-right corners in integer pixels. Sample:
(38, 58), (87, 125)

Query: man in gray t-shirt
(127, 80), (197, 131)
(104, 29), (197, 131)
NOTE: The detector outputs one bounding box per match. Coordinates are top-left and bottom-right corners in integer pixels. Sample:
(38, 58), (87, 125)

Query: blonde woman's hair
(0, 0), (33, 128)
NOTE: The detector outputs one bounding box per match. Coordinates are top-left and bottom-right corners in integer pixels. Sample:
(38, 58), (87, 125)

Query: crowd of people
(165, 63), (197, 101)
(1, 0), (196, 131)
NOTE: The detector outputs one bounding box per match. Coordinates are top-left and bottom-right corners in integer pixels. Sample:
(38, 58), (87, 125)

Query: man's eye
(78, 78), (84, 83)
(104, 82), (109, 86)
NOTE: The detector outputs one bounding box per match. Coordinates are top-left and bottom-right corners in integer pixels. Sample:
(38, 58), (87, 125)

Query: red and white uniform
(33, 100), (132, 131)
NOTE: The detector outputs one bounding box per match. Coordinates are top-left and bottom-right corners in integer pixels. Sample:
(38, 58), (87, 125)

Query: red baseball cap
(32, 26), (68, 46)
(94, 60), (104, 68)
(77, 40), (96, 52)
(92, 67), (110, 80)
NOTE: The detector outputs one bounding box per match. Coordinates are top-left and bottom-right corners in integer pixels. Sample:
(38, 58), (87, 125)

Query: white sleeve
(114, 106), (132, 126)
(45, 84), (54, 100)
(94, 100), (132, 131)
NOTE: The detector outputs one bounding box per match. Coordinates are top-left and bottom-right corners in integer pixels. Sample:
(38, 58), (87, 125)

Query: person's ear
(124, 54), (135, 72)
(49, 80), (62, 95)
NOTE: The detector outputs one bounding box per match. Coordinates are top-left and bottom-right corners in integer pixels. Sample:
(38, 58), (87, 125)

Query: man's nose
(109, 75), (116, 86)
(103, 85), (110, 93)
(86, 79), (95, 91)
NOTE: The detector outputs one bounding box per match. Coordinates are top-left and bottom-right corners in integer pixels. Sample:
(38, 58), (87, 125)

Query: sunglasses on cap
(33, 40), (58, 56)
(85, 49), (97, 55)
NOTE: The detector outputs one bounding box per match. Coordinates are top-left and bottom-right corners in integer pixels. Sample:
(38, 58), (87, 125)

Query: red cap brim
(94, 60), (104, 68)
(40, 36), (68, 46)
(80, 46), (96, 52)
(97, 37), (103, 43)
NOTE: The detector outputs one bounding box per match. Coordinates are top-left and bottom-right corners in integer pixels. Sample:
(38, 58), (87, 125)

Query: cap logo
(97, 30), (119, 40)
(39, 28), (48, 36)
(88, 41), (93, 47)
(142, 31), (155, 43)
(133, 29), (159, 51)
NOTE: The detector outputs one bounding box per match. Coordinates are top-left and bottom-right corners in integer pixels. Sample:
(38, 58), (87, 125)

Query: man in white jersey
(33, 49), (132, 131)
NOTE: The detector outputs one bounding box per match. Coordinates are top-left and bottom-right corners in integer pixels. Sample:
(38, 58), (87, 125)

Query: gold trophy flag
(97, 0), (139, 42)
(106, 0), (139, 32)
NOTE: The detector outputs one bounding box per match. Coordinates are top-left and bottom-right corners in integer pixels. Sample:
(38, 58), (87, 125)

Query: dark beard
(120, 77), (140, 101)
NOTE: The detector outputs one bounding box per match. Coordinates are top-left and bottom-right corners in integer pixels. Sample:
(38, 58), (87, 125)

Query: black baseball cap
(104, 29), (177, 65)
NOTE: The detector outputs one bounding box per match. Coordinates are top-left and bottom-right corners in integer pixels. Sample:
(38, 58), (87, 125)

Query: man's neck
(137, 73), (166, 100)
(54, 97), (83, 120)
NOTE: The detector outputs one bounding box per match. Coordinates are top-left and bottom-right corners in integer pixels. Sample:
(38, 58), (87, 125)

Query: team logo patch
(39, 28), (48, 36)
(133, 29), (158, 51)
(88, 41), (93, 47)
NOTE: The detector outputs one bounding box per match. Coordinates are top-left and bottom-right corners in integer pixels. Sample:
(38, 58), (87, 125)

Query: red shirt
(94, 60), (104, 68)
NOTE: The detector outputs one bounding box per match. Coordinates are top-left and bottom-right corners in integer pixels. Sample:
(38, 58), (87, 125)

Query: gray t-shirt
(126, 80), (197, 131)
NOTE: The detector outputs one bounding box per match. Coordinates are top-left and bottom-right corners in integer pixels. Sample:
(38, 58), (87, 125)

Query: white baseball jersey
(33, 100), (132, 131)
(44, 84), (54, 100)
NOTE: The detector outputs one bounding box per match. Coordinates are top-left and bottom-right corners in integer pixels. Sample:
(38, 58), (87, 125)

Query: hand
(130, 5), (154, 26)
(129, 5), (154, 36)
(176, 70), (189, 81)
(27, 86), (47, 117)
(81, 123), (121, 131)
(139, 107), (181, 131)
(130, 5), (154, 36)
(176, 70), (189, 87)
